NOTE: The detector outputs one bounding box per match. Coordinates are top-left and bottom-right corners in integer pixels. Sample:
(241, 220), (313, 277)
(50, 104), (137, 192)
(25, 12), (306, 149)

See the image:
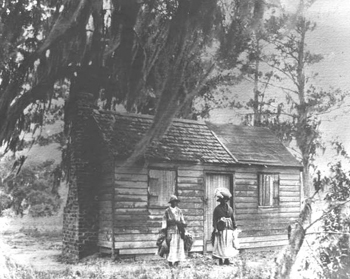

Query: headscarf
(214, 187), (232, 200)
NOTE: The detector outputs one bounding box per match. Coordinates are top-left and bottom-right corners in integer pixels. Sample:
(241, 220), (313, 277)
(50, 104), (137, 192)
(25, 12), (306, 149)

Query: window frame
(257, 172), (280, 208)
(147, 167), (177, 208)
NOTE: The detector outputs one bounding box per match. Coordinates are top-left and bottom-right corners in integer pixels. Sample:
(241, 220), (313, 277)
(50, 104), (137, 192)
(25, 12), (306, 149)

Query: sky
(3, 0), (350, 172)
(211, 0), (350, 170)
(307, 0), (350, 164)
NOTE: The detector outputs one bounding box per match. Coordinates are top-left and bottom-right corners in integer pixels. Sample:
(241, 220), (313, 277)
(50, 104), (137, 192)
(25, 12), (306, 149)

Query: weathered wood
(203, 165), (236, 172)
(114, 233), (158, 242)
(111, 183), (116, 258)
(114, 167), (148, 175)
(235, 197), (258, 203)
(179, 196), (203, 203)
(115, 181), (148, 189)
(119, 248), (158, 255)
(178, 183), (204, 190)
(279, 197), (300, 202)
(180, 202), (204, 209)
(279, 185), (300, 191)
(235, 172), (258, 182)
(115, 195), (148, 202)
(189, 245), (204, 252)
(235, 190), (257, 197)
(236, 215), (298, 222)
(278, 201), (300, 207)
(235, 184), (257, 191)
(115, 174), (148, 182)
(240, 222), (290, 231)
(237, 212), (299, 219)
(279, 191), (300, 197)
(185, 215), (204, 221)
(113, 227), (159, 234)
(239, 239), (288, 249)
(114, 214), (149, 221)
(183, 221), (203, 227)
(115, 208), (149, 214)
(182, 208), (203, 216)
(237, 207), (301, 214)
(114, 201), (148, 208)
(114, 222), (158, 229)
(114, 240), (155, 249)
(178, 170), (203, 177)
(178, 189), (204, 196)
(235, 202), (257, 209)
(280, 174), (300, 180)
(148, 208), (165, 216)
(178, 164), (204, 171)
(115, 188), (147, 195)
(239, 234), (287, 243)
(256, 207), (300, 213)
(178, 177), (204, 184)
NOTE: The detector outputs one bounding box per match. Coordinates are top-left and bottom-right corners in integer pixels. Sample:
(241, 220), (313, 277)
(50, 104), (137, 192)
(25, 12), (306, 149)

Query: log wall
(234, 166), (301, 249)
(98, 161), (301, 255)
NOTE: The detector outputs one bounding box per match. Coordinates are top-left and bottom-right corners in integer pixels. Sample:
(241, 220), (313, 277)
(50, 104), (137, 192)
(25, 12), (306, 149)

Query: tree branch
(304, 199), (350, 232)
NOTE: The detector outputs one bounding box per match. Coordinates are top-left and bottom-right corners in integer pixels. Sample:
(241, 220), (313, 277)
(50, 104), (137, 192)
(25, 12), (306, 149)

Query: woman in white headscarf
(212, 188), (237, 265)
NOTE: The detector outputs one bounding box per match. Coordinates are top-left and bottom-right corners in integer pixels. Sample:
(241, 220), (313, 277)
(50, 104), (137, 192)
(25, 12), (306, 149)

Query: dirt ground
(0, 232), (65, 271)
(0, 231), (277, 274)
(0, 216), (278, 278)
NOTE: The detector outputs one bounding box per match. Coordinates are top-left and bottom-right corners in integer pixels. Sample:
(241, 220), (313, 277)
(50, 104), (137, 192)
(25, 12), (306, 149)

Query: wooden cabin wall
(98, 160), (302, 254)
(97, 150), (115, 253)
(234, 166), (301, 249)
(98, 161), (206, 256)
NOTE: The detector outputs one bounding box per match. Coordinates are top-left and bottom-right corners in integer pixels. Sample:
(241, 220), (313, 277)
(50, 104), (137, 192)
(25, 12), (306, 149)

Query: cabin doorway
(204, 173), (234, 252)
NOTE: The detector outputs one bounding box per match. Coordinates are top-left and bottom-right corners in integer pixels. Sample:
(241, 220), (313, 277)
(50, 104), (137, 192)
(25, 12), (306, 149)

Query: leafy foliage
(0, 0), (223, 165)
(0, 159), (61, 217)
(316, 162), (350, 279)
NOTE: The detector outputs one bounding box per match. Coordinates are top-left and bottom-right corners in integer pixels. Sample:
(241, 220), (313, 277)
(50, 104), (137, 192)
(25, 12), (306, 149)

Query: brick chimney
(62, 92), (100, 262)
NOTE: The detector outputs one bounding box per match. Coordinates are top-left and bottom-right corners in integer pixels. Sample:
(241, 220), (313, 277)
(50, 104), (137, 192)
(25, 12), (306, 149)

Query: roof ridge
(93, 109), (206, 125)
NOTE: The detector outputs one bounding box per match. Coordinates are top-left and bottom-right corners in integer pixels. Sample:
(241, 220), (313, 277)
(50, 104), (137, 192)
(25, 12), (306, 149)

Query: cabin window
(148, 169), (176, 207)
(258, 173), (279, 206)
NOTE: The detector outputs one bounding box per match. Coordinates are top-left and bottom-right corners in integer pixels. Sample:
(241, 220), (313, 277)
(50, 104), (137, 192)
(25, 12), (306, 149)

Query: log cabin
(61, 94), (302, 260)
(92, 110), (303, 257)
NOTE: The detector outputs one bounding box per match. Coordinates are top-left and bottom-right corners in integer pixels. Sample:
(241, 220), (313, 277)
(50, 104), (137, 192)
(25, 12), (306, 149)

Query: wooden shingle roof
(207, 122), (302, 168)
(92, 110), (236, 164)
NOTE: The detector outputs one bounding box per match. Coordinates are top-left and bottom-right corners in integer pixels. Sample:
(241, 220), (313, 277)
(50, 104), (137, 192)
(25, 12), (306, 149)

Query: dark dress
(212, 203), (237, 259)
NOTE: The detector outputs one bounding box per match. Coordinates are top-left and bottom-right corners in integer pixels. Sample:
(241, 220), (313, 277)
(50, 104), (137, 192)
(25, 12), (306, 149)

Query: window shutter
(258, 173), (279, 206)
(149, 169), (176, 207)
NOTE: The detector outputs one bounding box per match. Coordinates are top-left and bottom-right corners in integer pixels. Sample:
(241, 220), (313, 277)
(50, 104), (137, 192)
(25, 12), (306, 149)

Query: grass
(0, 251), (275, 279)
(0, 215), (63, 238)
(0, 215), (275, 279)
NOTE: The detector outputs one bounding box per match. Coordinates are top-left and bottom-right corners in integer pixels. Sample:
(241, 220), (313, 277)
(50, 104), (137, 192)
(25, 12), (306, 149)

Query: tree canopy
(0, 0), (273, 163)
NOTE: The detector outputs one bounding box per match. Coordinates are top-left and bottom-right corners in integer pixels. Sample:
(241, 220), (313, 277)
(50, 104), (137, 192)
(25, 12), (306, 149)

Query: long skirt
(167, 232), (186, 263)
(212, 229), (237, 259)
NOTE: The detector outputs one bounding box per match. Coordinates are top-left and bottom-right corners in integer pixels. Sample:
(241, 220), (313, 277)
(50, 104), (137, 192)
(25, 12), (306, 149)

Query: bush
(0, 159), (62, 217)
(316, 162), (350, 279)
(0, 193), (12, 216)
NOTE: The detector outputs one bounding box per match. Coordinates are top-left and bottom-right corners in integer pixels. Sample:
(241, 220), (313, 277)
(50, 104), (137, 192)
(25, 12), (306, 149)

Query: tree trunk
(273, 199), (312, 278)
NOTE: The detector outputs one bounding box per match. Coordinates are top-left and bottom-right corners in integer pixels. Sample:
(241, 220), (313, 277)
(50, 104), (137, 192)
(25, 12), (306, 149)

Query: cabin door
(204, 174), (233, 252)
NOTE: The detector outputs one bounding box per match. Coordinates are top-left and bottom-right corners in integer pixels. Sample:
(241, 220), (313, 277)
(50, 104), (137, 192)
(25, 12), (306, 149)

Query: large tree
(0, 0), (222, 161)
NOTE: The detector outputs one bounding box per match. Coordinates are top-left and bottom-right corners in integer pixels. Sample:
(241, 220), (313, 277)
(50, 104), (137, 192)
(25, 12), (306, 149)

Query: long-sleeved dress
(162, 206), (186, 263)
(212, 203), (237, 260)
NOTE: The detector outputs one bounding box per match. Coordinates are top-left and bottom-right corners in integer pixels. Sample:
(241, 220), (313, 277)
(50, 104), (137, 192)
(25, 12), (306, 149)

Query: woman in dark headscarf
(161, 195), (186, 267)
(212, 188), (237, 265)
